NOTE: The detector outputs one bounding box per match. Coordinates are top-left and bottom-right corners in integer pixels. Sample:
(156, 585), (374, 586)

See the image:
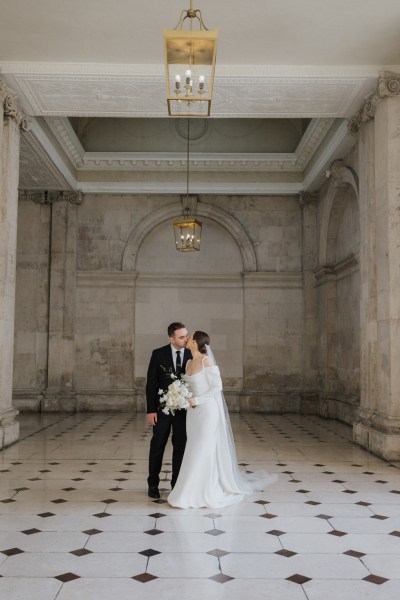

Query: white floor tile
(1, 412), (399, 596)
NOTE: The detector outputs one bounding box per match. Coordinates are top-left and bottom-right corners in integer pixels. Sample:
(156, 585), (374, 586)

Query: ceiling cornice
(1, 64), (378, 119)
(44, 116), (334, 173)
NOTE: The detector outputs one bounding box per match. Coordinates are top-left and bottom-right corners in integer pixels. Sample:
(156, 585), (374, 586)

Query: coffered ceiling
(1, 0), (400, 194)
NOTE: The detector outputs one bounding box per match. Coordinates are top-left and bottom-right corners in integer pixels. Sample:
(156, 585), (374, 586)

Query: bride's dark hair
(193, 331), (210, 354)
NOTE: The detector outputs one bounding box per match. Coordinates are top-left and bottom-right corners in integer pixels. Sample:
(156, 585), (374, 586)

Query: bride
(167, 331), (276, 509)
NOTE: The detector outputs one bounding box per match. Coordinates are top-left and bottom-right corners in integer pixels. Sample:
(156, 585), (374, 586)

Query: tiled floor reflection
(1, 412), (400, 599)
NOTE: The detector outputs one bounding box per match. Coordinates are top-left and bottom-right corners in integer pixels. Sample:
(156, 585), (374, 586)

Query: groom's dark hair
(193, 331), (210, 354)
(168, 322), (186, 337)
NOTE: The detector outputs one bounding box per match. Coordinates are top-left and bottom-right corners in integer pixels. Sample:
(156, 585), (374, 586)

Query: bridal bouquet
(158, 374), (193, 415)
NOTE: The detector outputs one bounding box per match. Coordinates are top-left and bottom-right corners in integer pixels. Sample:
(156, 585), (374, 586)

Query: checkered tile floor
(1, 412), (400, 599)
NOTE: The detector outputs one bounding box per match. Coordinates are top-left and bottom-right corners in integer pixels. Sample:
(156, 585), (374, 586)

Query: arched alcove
(132, 213), (246, 396)
(136, 217), (243, 273)
(317, 168), (361, 416)
(122, 202), (257, 272)
(319, 165), (359, 265)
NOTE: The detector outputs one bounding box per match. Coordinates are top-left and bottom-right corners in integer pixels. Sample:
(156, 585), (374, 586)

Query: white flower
(158, 378), (193, 415)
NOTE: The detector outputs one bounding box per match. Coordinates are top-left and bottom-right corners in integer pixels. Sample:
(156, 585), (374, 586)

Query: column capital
(0, 78), (32, 131)
(348, 71), (400, 135)
(19, 190), (83, 205)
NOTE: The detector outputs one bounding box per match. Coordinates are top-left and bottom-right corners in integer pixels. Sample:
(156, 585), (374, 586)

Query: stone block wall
(13, 199), (50, 410)
(13, 192), (305, 412)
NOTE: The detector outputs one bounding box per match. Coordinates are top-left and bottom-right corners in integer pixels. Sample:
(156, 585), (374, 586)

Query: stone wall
(13, 193), (304, 413)
(314, 164), (361, 425)
(13, 199), (50, 408)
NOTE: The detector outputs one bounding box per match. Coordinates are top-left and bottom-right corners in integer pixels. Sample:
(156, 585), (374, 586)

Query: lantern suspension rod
(185, 118), (190, 214)
(173, 0), (209, 31)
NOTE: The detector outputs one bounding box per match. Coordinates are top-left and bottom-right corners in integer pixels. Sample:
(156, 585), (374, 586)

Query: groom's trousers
(148, 409), (187, 488)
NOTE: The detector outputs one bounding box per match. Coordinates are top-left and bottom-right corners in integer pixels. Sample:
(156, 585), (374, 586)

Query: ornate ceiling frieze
(19, 130), (72, 190)
(18, 190), (82, 204)
(1, 68), (376, 119)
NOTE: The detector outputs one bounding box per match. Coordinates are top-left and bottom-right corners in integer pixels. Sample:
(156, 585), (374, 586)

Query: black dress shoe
(148, 486), (160, 499)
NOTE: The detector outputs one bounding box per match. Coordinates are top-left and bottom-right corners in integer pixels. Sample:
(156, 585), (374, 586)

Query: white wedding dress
(168, 357), (276, 509)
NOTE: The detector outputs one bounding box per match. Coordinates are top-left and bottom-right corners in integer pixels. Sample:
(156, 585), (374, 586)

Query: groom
(146, 322), (192, 499)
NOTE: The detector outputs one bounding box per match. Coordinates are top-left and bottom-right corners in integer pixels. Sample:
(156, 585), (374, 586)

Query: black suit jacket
(146, 344), (192, 413)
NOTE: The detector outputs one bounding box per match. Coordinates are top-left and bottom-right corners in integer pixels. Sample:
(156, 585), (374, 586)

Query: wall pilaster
(351, 74), (400, 459)
(0, 80), (31, 448)
(43, 191), (82, 411)
(299, 193), (319, 412)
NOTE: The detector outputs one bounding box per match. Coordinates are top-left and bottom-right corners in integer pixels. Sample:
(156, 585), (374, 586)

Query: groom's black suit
(146, 344), (192, 489)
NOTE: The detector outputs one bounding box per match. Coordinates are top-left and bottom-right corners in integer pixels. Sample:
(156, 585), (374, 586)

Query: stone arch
(319, 163), (359, 265)
(122, 202), (257, 272)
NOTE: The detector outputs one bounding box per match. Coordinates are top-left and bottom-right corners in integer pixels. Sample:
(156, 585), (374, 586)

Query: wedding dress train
(167, 361), (276, 509)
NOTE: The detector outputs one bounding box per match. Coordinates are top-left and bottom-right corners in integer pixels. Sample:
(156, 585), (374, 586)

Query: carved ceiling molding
(2, 69), (376, 118)
(19, 130), (71, 190)
(18, 189), (82, 204)
(44, 116), (334, 173)
(348, 71), (400, 135)
(78, 180), (302, 195)
(45, 116), (84, 167)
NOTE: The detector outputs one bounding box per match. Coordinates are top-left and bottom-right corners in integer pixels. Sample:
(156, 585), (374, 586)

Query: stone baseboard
(239, 391), (302, 413)
(317, 393), (359, 425)
(353, 418), (400, 461)
(0, 409), (20, 449)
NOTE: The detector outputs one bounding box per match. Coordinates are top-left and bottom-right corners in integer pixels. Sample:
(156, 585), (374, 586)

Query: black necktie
(176, 350), (182, 375)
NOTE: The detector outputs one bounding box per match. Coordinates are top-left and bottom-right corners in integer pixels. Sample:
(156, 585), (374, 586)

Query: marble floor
(1, 412), (400, 600)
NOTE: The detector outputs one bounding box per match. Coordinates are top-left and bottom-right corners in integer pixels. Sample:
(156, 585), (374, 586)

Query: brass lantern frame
(164, 1), (218, 117)
(173, 208), (202, 252)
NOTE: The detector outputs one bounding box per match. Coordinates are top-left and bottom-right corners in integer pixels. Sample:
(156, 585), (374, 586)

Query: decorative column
(299, 193), (319, 412)
(43, 191), (82, 411)
(353, 120), (379, 450)
(0, 81), (31, 448)
(350, 72), (400, 459)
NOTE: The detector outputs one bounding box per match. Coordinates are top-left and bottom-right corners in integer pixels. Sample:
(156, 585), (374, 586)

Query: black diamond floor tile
(363, 574), (389, 585)
(139, 549), (161, 557)
(1, 548), (24, 556)
(275, 549), (297, 557)
(205, 529), (225, 536)
(207, 548), (230, 557)
(209, 573), (234, 583)
(286, 574), (312, 585)
(21, 528), (41, 535)
(132, 572), (158, 583)
(55, 572), (80, 583)
(343, 550), (366, 558)
(70, 548), (93, 556)
(83, 529), (102, 536)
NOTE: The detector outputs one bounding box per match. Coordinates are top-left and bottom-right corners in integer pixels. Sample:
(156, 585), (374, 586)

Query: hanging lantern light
(164, 1), (218, 117)
(173, 201), (202, 252)
(173, 119), (202, 251)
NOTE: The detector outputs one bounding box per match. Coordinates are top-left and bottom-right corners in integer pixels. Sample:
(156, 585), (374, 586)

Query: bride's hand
(189, 398), (196, 407)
